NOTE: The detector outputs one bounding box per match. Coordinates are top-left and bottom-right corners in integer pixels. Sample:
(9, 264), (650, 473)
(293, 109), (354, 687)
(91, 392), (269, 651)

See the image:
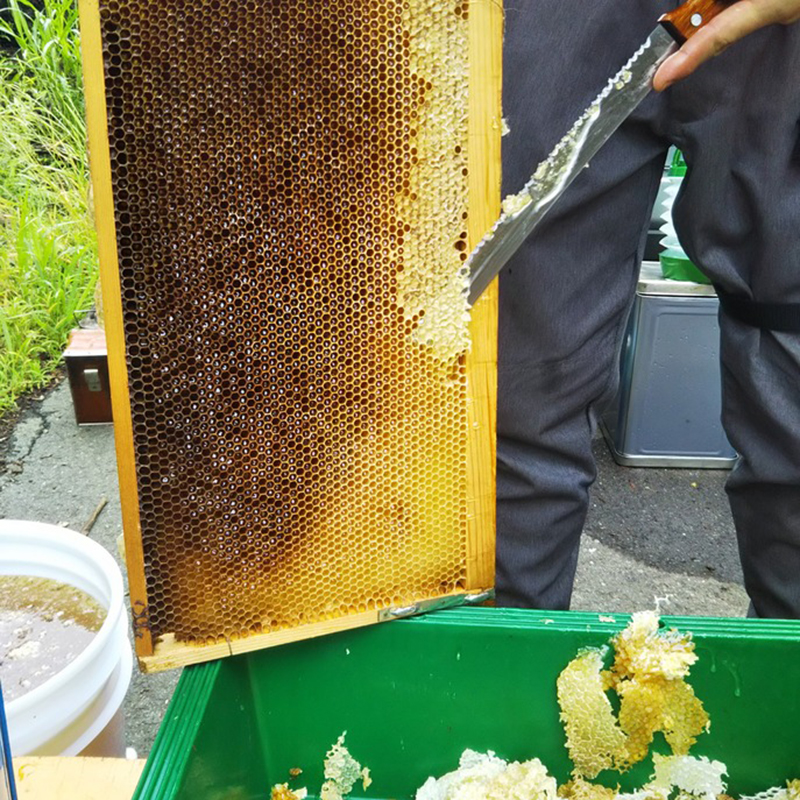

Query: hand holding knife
(656, 0), (800, 89)
(467, 0), (800, 305)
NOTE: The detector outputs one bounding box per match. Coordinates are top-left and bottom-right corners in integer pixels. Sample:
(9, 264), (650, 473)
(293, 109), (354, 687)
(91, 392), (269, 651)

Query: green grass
(0, 0), (97, 414)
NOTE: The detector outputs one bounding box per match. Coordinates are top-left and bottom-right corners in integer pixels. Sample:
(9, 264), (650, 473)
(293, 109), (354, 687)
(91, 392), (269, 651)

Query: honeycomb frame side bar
(78, 0), (154, 658)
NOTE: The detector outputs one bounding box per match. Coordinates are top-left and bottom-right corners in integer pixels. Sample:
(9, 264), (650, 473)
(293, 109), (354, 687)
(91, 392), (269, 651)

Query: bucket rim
(0, 520), (125, 719)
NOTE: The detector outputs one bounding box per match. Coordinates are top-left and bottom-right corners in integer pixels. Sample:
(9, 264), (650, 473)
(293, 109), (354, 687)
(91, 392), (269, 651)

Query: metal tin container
(601, 262), (737, 468)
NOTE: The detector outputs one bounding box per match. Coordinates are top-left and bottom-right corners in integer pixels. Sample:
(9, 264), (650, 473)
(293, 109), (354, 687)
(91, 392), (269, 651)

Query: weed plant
(0, 0), (97, 413)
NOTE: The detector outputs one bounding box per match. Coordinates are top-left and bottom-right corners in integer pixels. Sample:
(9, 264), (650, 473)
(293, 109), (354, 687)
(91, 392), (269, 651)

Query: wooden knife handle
(660, 0), (737, 44)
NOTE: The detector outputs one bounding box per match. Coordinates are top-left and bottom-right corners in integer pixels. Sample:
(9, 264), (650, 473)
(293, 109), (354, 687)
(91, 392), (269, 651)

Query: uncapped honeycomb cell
(739, 785), (800, 800)
(607, 612), (709, 769)
(557, 757), (729, 800)
(416, 750), (558, 800)
(272, 786), (306, 800)
(557, 613), (709, 778)
(98, 0), (476, 643)
(648, 754), (728, 800)
(557, 777), (617, 800)
(320, 733), (372, 800)
(556, 648), (627, 779)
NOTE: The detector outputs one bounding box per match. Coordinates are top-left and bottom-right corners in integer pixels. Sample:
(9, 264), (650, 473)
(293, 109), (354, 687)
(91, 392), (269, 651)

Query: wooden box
(64, 328), (113, 426)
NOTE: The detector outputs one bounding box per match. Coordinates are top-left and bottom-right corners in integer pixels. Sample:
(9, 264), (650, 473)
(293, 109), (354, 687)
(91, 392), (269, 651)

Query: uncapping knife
(467, 0), (736, 305)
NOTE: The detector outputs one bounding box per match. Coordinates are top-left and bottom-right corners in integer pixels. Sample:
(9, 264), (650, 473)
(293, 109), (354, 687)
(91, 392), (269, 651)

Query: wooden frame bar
(79, 0), (153, 657)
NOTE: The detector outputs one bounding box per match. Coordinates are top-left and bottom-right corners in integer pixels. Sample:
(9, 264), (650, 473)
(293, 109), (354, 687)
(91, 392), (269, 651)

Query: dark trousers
(496, 0), (800, 618)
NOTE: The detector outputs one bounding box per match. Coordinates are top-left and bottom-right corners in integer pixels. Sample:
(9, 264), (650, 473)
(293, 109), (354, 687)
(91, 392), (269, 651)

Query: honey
(0, 575), (106, 702)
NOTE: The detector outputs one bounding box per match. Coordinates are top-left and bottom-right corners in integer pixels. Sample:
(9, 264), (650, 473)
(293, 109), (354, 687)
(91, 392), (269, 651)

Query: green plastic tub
(133, 609), (800, 800)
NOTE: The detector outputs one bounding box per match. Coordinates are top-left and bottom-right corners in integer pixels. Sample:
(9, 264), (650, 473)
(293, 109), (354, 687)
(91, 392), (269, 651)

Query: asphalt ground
(0, 375), (748, 757)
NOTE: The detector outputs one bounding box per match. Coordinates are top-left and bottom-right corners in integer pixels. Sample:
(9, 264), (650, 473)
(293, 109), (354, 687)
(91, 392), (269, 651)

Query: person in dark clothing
(496, 0), (800, 618)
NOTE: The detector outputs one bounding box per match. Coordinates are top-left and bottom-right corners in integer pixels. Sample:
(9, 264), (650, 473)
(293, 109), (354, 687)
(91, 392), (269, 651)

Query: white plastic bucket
(0, 519), (133, 756)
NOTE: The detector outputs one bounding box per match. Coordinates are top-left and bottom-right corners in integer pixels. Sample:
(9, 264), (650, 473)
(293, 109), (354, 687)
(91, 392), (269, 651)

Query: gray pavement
(0, 376), (748, 757)
(575, 437), (748, 616)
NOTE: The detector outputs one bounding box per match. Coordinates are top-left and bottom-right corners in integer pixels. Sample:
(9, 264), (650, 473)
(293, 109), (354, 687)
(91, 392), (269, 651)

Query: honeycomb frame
(80, 0), (502, 671)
